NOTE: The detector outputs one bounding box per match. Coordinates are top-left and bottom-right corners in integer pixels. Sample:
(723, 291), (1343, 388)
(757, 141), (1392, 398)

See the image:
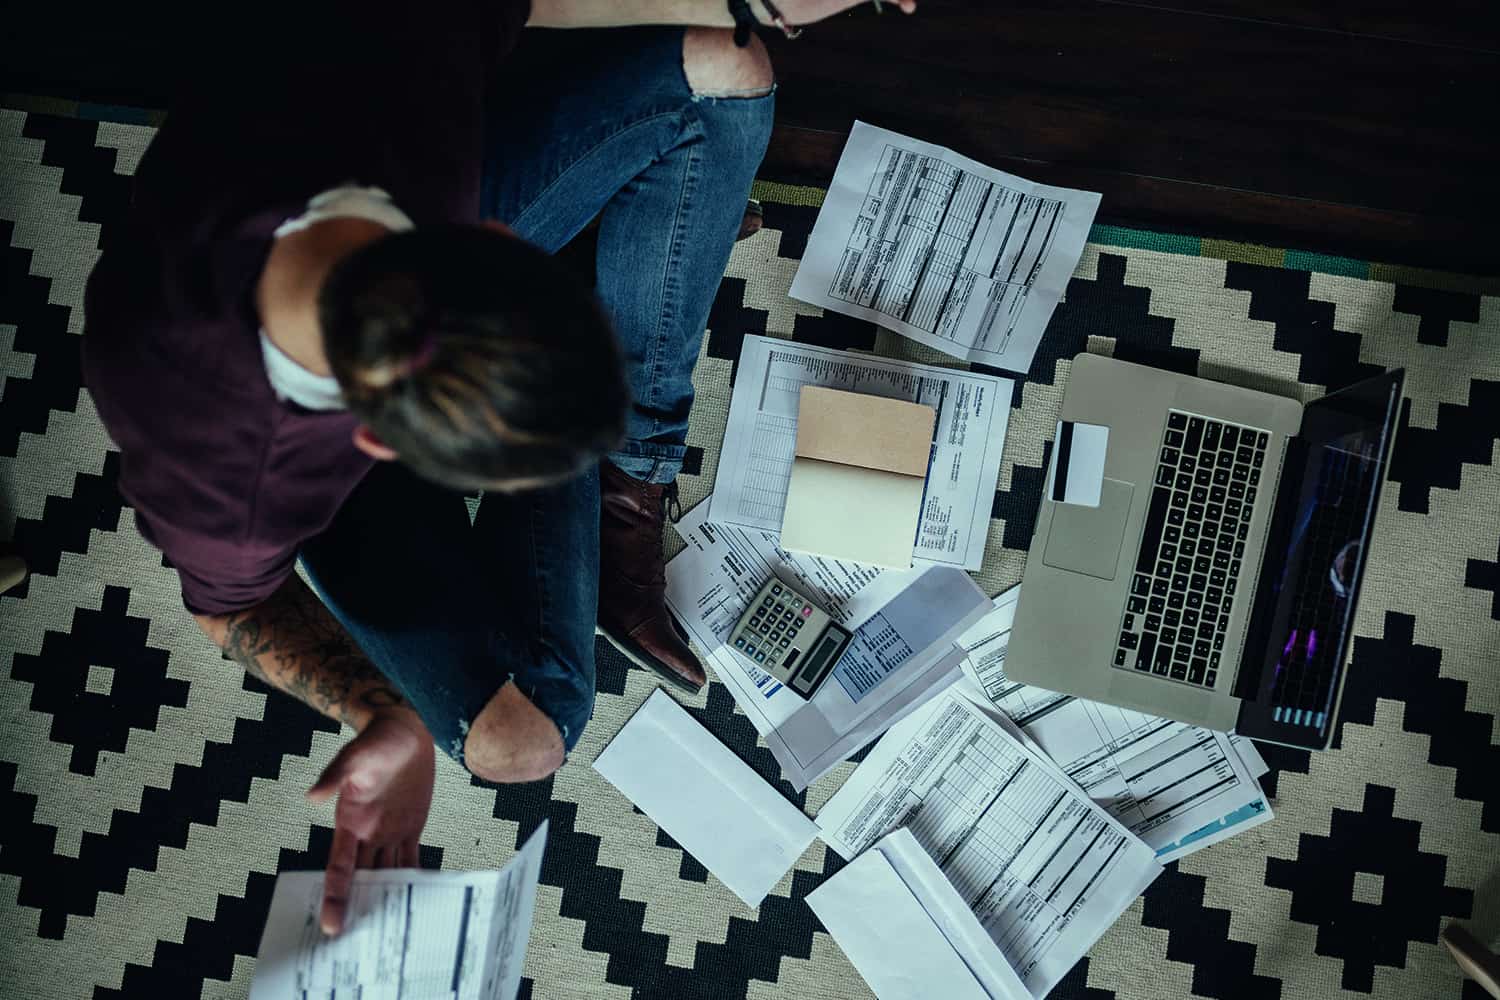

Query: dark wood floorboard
(4, 2), (1497, 272)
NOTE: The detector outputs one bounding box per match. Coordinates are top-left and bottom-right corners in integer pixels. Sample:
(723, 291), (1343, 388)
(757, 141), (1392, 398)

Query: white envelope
(807, 828), (1029, 1000)
(593, 690), (819, 908)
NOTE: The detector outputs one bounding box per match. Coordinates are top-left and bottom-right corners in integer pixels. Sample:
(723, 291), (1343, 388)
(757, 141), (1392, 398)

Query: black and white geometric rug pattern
(2, 107), (1498, 999)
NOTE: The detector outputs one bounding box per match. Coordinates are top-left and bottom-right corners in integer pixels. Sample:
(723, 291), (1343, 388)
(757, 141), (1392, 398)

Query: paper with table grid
(815, 691), (1162, 999)
(788, 121), (1100, 373)
(708, 334), (1011, 572)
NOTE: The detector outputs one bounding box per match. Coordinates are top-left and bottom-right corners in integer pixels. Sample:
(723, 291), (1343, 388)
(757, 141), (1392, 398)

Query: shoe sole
(595, 624), (706, 694)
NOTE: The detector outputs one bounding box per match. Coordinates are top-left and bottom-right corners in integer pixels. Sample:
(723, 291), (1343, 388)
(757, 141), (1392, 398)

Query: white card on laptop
(1044, 419), (1109, 507)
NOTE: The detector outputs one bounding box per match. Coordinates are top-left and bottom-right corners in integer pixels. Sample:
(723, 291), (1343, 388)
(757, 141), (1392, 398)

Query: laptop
(1007, 354), (1404, 750)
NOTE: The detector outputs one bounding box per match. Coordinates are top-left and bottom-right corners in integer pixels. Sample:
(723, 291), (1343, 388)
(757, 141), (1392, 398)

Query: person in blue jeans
(84, 0), (917, 936)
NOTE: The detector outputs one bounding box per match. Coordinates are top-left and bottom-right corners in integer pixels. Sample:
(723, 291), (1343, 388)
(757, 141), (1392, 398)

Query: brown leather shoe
(597, 461), (707, 692)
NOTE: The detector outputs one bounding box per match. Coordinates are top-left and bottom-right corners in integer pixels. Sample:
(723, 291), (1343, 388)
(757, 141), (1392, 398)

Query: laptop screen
(1235, 370), (1403, 745)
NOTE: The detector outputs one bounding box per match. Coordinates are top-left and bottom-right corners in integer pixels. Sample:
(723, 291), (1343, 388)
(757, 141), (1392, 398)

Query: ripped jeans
(299, 27), (774, 763)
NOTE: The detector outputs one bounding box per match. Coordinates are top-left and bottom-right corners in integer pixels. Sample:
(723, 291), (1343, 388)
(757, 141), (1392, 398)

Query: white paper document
(807, 828), (1029, 1000)
(789, 121), (1101, 373)
(593, 689), (818, 908)
(250, 822), (548, 1000)
(956, 587), (1272, 861)
(665, 498), (991, 790)
(815, 691), (1162, 998)
(708, 334), (1012, 572)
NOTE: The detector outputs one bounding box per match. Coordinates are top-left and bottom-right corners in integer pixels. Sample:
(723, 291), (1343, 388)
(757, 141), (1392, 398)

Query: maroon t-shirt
(83, 1), (531, 615)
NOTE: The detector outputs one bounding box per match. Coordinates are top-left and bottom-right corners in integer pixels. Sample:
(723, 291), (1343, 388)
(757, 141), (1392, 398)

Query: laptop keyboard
(1114, 410), (1270, 687)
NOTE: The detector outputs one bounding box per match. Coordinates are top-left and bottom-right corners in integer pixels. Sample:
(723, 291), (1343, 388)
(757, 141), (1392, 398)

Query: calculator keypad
(732, 582), (813, 670)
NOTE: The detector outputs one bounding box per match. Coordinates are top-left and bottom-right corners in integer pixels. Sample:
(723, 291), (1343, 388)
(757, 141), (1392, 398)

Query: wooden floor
(4, 1), (1498, 272)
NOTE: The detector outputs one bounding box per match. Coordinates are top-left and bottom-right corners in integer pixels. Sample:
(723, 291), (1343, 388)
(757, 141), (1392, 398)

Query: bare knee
(682, 27), (774, 98)
(463, 682), (566, 783)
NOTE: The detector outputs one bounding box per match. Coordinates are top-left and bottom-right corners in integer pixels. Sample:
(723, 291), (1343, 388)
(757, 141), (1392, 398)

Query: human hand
(761, 0), (917, 28)
(306, 708), (436, 934)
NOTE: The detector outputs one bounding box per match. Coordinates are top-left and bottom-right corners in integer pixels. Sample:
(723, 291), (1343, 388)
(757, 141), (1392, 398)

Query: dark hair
(319, 226), (629, 492)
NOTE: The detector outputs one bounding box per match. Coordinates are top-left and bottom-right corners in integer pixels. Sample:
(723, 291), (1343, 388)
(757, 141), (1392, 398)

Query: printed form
(790, 122), (1101, 373)
(708, 334), (1011, 572)
(665, 498), (990, 790)
(815, 691), (1161, 999)
(956, 588), (1273, 861)
(250, 822), (548, 1000)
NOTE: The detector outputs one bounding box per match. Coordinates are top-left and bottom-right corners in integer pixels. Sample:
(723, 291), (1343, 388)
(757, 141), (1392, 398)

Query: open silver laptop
(1008, 354), (1404, 750)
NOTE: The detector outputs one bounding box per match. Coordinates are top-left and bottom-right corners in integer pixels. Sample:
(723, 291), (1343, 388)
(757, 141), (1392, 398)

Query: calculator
(728, 578), (853, 699)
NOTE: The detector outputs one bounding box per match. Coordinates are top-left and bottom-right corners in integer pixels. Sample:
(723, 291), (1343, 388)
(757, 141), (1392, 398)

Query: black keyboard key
(1173, 643), (1191, 662)
(1206, 503), (1223, 521)
(1219, 534), (1235, 552)
(1157, 559), (1173, 577)
(1213, 634), (1225, 651)
(1246, 486), (1257, 505)
(1161, 447), (1181, 465)
(1181, 455), (1197, 473)
(1165, 526), (1181, 544)
(1165, 430), (1184, 447)
(1176, 473), (1193, 490)
(1206, 586), (1223, 605)
(1222, 517), (1238, 534)
(1191, 486), (1207, 504)
(1232, 464), (1249, 482)
(1201, 521), (1219, 540)
(1205, 669), (1217, 686)
(1213, 551), (1231, 570)
(1116, 647), (1129, 667)
(1189, 658), (1208, 682)
(1168, 412), (1187, 430)
(1145, 614), (1162, 631)
(1120, 631), (1139, 650)
(1186, 591), (1203, 609)
(1176, 557), (1192, 575)
(1217, 452), (1235, 469)
(1123, 613), (1136, 630)
(1153, 650), (1171, 676)
(1204, 421), (1222, 449)
(1171, 490), (1188, 508)
(1234, 542), (1245, 559)
(1190, 573), (1207, 591)
(1181, 540), (1197, 557)
(1132, 573), (1151, 595)
(1195, 468), (1213, 487)
(1249, 468), (1260, 486)
(1168, 508), (1185, 526)
(1184, 418), (1204, 453)
(1161, 627), (1178, 646)
(1164, 608), (1181, 626)
(1182, 606), (1199, 627)
(1168, 592), (1185, 609)
(1183, 522), (1200, 539)
(1129, 596), (1147, 613)
(1156, 465), (1175, 486)
(1149, 596), (1166, 613)
(1160, 544), (1177, 561)
(1236, 446), (1254, 464)
(1137, 487), (1171, 573)
(1237, 522), (1250, 540)
(1136, 631), (1158, 669)
(1198, 624), (1215, 642)
(1194, 556), (1211, 574)
(1223, 426), (1240, 449)
(1170, 663), (1188, 680)
(1153, 578), (1170, 596)
(1210, 486), (1227, 503)
(1229, 480), (1246, 499)
(1213, 468), (1231, 486)
(1188, 503), (1205, 521)
(1172, 574), (1189, 591)
(1253, 451), (1264, 468)
(1257, 432), (1268, 449)
(1226, 579), (1238, 597)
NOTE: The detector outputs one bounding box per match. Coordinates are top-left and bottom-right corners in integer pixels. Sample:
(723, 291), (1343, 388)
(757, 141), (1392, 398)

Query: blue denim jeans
(300, 27), (774, 764)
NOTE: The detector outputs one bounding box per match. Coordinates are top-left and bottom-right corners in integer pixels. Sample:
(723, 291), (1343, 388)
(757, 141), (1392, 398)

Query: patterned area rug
(3, 105), (1498, 1000)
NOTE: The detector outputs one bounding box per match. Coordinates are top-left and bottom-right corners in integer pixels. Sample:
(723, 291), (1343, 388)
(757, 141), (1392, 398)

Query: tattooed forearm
(195, 575), (409, 731)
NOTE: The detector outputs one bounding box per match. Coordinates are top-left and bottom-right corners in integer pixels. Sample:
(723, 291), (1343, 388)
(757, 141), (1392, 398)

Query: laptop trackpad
(1042, 478), (1134, 581)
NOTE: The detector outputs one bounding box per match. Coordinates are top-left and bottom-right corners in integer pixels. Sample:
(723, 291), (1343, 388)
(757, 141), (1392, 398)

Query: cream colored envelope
(780, 386), (936, 568)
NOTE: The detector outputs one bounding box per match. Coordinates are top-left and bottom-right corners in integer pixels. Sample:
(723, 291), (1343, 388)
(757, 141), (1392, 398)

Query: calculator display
(790, 625), (850, 696)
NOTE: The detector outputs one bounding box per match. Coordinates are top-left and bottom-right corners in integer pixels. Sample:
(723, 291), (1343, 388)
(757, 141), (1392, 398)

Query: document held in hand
(781, 386), (936, 568)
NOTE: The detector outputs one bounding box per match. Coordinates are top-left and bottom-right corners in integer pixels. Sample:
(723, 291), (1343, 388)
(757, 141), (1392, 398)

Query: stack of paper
(815, 690), (1164, 998)
(954, 586), (1275, 861)
(665, 498), (992, 790)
